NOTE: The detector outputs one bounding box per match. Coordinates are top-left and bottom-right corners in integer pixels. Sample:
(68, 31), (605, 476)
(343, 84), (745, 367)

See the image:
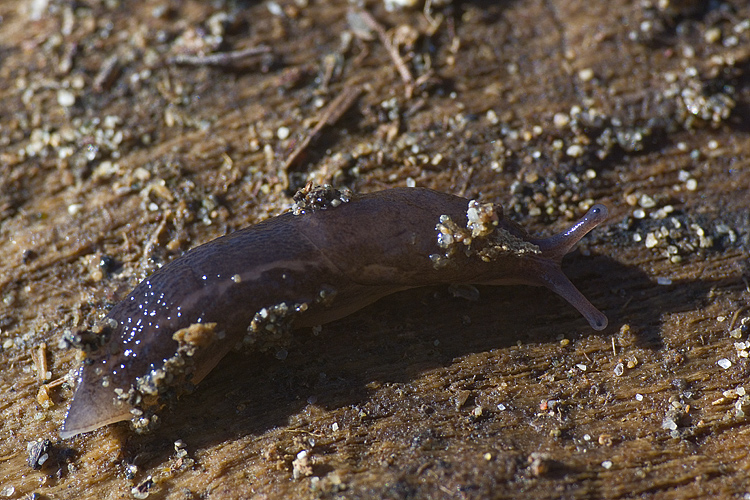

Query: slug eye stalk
(530, 204), (609, 331)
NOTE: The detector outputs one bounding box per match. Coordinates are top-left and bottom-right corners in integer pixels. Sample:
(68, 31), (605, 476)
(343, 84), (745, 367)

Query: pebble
(57, 89), (76, 107)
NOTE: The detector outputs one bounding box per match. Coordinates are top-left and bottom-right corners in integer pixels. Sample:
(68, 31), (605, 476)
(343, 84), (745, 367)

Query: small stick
(0, 451), (20, 462)
(31, 342), (49, 383)
(458, 165), (474, 197)
(142, 211), (171, 264)
(282, 85), (363, 173)
(43, 376), (66, 390)
(728, 305), (749, 332)
(93, 54), (120, 92)
(58, 42), (78, 75)
(167, 45), (272, 66)
(355, 10), (415, 98)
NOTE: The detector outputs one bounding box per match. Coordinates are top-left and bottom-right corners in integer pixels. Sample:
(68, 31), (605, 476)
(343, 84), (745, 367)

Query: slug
(60, 185), (608, 439)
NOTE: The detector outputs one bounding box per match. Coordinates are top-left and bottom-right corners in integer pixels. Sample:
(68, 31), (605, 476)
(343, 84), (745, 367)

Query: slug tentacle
(527, 204), (609, 331)
(529, 258), (609, 331)
(531, 204), (609, 262)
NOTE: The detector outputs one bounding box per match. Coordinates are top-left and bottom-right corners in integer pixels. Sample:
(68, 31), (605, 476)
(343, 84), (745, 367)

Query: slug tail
(60, 366), (132, 439)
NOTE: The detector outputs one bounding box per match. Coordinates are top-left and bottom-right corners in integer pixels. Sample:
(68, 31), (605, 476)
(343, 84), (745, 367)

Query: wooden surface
(0, 0), (749, 498)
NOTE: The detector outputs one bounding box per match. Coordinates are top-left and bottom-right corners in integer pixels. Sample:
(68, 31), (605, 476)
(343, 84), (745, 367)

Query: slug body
(61, 187), (608, 439)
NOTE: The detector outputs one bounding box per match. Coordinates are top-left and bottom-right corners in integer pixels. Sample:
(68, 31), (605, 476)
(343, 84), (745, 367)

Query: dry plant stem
(31, 343), (48, 383)
(356, 10), (415, 98)
(43, 377), (66, 391)
(729, 305), (749, 332)
(93, 54), (120, 92)
(282, 85), (363, 175)
(166, 45), (272, 66)
(141, 212), (171, 265)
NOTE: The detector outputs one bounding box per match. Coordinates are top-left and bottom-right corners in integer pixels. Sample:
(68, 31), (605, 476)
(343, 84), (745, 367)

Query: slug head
(474, 204), (608, 330)
(525, 204), (609, 330)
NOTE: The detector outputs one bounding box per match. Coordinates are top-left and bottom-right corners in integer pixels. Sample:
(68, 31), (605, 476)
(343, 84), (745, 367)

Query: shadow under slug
(121, 255), (674, 470)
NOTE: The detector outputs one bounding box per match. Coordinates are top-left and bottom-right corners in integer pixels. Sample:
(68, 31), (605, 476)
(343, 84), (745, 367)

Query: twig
(167, 45), (272, 66)
(282, 85), (363, 174)
(458, 165), (474, 197)
(43, 376), (66, 390)
(141, 211), (170, 264)
(58, 42), (78, 74)
(355, 10), (415, 98)
(30, 342), (49, 382)
(94, 54), (120, 92)
(0, 451), (20, 462)
(729, 305), (749, 332)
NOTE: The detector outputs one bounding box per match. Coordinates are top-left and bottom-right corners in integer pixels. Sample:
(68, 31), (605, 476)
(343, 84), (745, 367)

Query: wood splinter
(282, 85), (363, 175)
(354, 10), (424, 99)
(166, 45), (272, 67)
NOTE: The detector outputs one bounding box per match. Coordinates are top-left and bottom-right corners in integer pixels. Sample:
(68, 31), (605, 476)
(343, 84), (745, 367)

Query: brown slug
(60, 186), (608, 439)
